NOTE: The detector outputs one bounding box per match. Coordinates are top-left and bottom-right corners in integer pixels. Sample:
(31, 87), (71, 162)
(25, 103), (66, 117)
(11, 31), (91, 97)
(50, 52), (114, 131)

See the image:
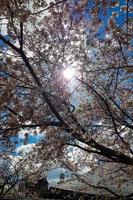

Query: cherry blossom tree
(0, 0), (133, 198)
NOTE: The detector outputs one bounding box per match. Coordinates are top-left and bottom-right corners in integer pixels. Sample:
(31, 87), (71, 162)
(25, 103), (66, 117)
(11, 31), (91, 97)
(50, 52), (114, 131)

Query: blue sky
(83, 0), (133, 39)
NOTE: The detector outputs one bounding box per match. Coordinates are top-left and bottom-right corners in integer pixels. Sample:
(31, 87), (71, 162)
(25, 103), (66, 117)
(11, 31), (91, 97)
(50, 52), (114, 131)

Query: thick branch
(0, 34), (20, 53)
(0, 34), (65, 124)
(0, 121), (63, 132)
(87, 139), (133, 165)
(20, 21), (23, 50)
(20, 51), (65, 124)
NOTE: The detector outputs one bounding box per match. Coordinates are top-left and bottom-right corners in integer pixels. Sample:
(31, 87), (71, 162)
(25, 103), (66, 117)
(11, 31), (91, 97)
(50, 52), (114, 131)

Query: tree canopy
(0, 0), (133, 199)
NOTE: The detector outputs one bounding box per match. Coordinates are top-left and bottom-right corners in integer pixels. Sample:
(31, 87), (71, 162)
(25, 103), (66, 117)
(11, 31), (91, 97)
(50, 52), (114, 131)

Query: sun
(63, 68), (75, 80)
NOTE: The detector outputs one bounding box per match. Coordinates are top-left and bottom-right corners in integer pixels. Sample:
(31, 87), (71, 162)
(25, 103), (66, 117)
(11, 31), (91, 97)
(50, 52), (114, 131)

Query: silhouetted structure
(17, 178), (132, 200)
(18, 176), (48, 195)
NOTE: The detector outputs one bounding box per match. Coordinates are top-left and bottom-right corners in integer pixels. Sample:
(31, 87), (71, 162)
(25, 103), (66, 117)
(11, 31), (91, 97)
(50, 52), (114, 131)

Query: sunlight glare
(63, 68), (75, 80)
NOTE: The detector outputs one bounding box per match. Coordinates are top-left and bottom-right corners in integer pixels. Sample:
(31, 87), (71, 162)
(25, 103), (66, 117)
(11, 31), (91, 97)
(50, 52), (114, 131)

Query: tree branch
(32, 0), (66, 15)
(0, 33), (65, 124)
(20, 21), (23, 50)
